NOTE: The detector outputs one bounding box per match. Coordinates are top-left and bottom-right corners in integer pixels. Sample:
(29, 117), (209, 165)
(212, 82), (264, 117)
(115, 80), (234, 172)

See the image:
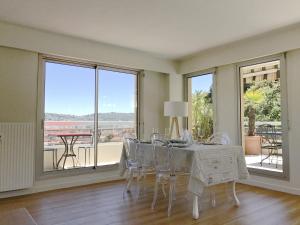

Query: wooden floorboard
(1, 177), (300, 225)
(0, 208), (37, 225)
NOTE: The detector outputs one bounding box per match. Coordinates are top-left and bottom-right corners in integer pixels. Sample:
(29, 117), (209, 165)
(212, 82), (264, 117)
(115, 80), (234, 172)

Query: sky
(45, 62), (212, 116)
(191, 73), (213, 93)
(45, 62), (135, 115)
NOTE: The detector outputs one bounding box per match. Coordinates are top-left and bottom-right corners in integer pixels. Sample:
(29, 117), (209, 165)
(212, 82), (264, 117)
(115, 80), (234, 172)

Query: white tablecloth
(119, 143), (249, 195)
(187, 145), (249, 196)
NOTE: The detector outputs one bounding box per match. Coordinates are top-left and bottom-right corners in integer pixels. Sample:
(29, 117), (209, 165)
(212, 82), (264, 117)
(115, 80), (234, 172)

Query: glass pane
(188, 74), (214, 141)
(240, 60), (283, 173)
(97, 69), (136, 166)
(44, 62), (95, 171)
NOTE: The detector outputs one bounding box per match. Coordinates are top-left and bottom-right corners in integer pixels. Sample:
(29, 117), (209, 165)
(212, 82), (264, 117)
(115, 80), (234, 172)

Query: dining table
(119, 142), (249, 219)
(50, 133), (92, 169)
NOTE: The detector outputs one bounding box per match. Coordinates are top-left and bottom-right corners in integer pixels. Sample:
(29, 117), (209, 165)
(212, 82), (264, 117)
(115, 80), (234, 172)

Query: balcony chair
(256, 124), (282, 168)
(77, 130), (101, 167)
(44, 145), (58, 169)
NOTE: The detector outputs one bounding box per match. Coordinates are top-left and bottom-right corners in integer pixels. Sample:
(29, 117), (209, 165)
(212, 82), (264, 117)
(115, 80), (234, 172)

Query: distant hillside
(45, 113), (134, 121)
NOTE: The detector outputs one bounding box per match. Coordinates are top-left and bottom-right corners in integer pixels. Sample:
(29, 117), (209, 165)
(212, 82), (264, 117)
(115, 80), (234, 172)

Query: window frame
(183, 68), (217, 134)
(236, 53), (289, 179)
(36, 54), (140, 179)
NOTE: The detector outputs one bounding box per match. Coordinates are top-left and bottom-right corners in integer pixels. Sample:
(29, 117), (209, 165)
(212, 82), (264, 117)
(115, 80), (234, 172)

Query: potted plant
(244, 89), (264, 155)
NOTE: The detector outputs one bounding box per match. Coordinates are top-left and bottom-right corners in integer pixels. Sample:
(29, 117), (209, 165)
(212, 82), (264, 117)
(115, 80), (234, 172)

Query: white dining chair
(208, 132), (231, 145)
(123, 136), (155, 199)
(151, 138), (177, 217)
(123, 137), (139, 197)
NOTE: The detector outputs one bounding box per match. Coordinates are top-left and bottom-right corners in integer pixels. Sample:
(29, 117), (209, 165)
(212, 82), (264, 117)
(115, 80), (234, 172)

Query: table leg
(231, 181), (240, 206)
(57, 137), (68, 169)
(70, 136), (80, 167)
(62, 137), (69, 169)
(192, 195), (199, 219)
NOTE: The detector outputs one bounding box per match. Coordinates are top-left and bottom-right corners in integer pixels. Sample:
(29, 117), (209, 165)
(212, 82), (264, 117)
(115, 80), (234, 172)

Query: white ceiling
(1, 0), (300, 60)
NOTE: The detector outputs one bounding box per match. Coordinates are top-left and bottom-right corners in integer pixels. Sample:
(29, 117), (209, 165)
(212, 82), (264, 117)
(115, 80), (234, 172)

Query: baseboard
(0, 171), (124, 199)
(2, 170), (300, 199)
(238, 178), (300, 195)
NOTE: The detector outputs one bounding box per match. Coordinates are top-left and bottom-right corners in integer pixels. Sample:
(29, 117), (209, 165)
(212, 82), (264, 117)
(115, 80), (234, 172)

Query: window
(186, 71), (215, 141)
(238, 55), (289, 178)
(39, 57), (138, 173)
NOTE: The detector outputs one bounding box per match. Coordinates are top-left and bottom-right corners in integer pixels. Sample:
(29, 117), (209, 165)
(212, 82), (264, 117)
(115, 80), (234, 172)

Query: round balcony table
(50, 133), (92, 169)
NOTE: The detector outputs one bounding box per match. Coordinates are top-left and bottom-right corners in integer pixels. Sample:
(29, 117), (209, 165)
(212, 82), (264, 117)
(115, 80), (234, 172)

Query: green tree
(192, 90), (213, 140)
(244, 89), (264, 136)
(244, 80), (281, 135)
(244, 80), (281, 122)
(254, 80), (281, 121)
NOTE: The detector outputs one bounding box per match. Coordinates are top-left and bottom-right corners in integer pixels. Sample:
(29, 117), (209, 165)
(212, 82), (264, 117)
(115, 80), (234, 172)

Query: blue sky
(191, 73), (213, 93)
(45, 62), (212, 115)
(45, 62), (135, 115)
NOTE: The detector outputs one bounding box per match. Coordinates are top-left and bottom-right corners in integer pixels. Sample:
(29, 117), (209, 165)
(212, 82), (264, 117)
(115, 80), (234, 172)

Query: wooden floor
(1, 177), (300, 225)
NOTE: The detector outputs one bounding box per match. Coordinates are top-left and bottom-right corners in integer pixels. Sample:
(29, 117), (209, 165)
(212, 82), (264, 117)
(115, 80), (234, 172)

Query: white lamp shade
(164, 101), (188, 117)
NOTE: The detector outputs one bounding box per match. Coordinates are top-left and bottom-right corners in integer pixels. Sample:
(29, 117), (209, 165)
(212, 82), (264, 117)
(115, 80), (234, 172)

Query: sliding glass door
(43, 62), (95, 171)
(42, 58), (138, 172)
(97, 69), (137, 166)
(238, 55), (289, 177)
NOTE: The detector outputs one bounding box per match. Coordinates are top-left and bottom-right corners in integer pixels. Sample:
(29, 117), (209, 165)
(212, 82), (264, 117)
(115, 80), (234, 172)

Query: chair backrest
(92, 129), (102, 145)
(123, 136), (139, 162)
(256, 124), (280, 144)
(150, 132), (161, 143)
(152, 139), (175, 174)
(181, 129), (193, 144)
(208, 132), (231, 145)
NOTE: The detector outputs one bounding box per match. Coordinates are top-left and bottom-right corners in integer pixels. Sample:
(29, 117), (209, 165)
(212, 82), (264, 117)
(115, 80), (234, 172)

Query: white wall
(0, 21), (176, 74)
(140, 71), (169, 139)
(169, 73), (183, 101)
(215, 65), (239, 145)
(0, 46), (38, 122)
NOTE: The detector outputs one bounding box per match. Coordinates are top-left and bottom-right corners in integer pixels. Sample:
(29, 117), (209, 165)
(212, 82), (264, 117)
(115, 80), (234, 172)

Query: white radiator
(0, 123), (34, 192)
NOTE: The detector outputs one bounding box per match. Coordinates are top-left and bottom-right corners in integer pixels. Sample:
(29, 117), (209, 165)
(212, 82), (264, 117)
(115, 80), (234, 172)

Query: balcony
(43, 121), (135, 171)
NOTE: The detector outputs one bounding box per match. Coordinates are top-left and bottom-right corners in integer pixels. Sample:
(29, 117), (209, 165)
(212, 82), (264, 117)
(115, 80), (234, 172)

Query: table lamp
(164, 101), (188, 138)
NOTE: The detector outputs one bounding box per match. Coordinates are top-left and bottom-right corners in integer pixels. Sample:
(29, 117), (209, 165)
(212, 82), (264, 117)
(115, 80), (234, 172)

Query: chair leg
(276, 149), (279, 168)
(88, 148), (91, 165)
(84, 147), (87, 166)
(54, 149), (58, 169)
(162, 183), (167, 198)
(210, 190), (216, 208)
(126, 169), (134, 192)
(152, 178), (159, 210)
(173, 183), (176, 200)
(52, 150), (55, 169)
(136, 171), (142, 200)
(137, 172), (147, 198)
(168, 178), (176, 217)
(142, 173), (147, 193)
(123, 169), (134, 199)
(71, 156), (75, 167)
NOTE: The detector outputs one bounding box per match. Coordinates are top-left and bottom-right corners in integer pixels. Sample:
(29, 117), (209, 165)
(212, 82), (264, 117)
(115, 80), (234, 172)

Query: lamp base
(169, 117), (180, 138)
